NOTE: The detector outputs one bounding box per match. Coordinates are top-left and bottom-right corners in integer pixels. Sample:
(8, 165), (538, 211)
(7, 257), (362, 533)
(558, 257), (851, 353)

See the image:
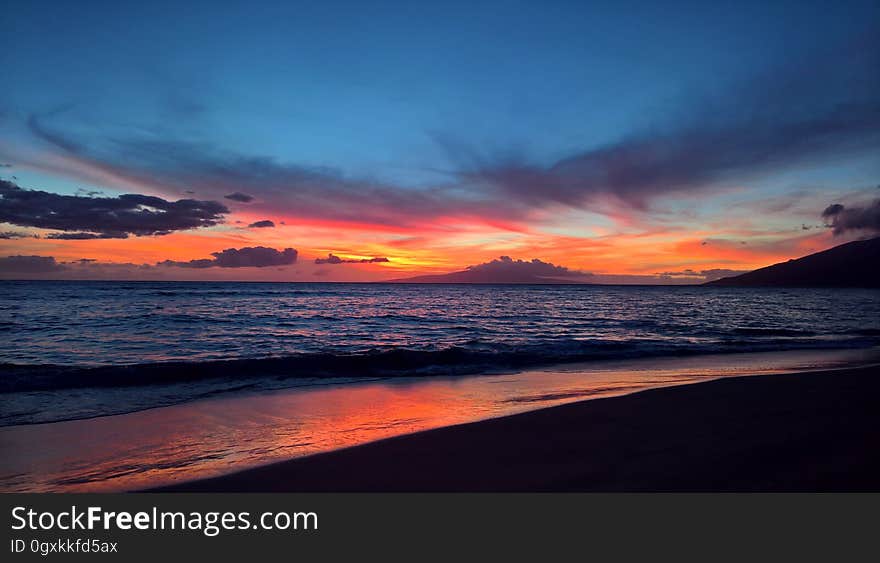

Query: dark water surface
(1, 281), (878, 425)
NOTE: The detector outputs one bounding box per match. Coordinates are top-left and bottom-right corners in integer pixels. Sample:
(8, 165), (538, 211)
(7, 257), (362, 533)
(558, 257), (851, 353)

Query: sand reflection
(0, 347), (875, 491)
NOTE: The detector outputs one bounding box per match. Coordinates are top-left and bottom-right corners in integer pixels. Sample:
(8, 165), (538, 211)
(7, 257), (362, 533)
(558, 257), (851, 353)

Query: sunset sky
(1, 0), (879, 282)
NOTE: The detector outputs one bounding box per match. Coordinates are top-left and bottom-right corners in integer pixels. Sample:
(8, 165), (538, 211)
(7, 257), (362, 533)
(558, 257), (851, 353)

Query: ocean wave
(843, 328), (880, 336)
(153, 290), (244, 297)
(731, 328), (817, 337)
(3, 336), (878, 394)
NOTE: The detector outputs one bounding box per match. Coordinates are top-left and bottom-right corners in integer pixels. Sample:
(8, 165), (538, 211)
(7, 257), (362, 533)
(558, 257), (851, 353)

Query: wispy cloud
(455, 35), (880, 211)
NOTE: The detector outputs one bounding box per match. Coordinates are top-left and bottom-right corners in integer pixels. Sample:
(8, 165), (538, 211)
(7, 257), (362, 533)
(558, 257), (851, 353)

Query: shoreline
(3, 347), (877, 492)
(5, 345), (878, 428)
(154, 364), (880, 492)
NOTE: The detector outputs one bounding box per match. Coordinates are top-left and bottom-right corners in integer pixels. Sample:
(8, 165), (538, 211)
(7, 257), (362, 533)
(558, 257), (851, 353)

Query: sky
(1, 0), (879, 282)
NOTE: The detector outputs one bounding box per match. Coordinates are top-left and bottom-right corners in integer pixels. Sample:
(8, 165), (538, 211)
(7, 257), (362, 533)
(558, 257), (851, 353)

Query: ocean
(1, 280), (879, 427)
(2, 281), (880, 491)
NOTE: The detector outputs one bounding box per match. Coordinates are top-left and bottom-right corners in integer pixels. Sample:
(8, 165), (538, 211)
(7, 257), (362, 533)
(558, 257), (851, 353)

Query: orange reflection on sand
(0, 347), (875, 492)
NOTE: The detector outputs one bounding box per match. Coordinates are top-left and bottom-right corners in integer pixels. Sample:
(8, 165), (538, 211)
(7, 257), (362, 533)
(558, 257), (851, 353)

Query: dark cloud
(159, 258), (215, 269)
(0, 231), (35, 239)
(0, 255), (65, 273)
(314, 253), (389, 264)
(822, 199), (880, 235)
(0, 179), (228, 238)
(247, 220), (275, 228)
(314, 254), (342, 264)
(224, 192), (254, 203)
(210, 247), (297, 267)
(160, 246), (298, 268)
(45, 232), (122, 240)
(657, 268), (750, 282)
(74, 188), (104, 197)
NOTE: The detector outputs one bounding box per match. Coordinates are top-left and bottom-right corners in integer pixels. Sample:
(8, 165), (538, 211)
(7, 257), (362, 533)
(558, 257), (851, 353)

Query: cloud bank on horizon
(1, 1), (879, 281)
(0, 250), (746, 284)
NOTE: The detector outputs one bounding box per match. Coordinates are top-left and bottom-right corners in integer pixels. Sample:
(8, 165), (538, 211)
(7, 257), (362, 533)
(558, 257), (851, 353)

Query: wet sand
(157, 365), (880, 492)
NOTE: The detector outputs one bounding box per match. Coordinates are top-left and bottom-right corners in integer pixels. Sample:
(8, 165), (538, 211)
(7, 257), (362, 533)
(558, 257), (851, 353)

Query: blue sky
(3, 0), (875, 181)
(1, 0), (878, 280)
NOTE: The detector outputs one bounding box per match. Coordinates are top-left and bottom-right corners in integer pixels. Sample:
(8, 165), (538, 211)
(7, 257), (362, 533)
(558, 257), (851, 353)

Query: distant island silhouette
(386, 256), (594, 284)
(387, 238), (880, 287)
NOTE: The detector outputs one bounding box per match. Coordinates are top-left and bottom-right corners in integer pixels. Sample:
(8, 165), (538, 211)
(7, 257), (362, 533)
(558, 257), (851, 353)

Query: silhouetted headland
(707, 237), (880, 288)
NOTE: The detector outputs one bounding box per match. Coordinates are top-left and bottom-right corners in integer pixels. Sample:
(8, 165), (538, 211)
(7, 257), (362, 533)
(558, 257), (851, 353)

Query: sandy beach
(156, 365), (880, 492)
